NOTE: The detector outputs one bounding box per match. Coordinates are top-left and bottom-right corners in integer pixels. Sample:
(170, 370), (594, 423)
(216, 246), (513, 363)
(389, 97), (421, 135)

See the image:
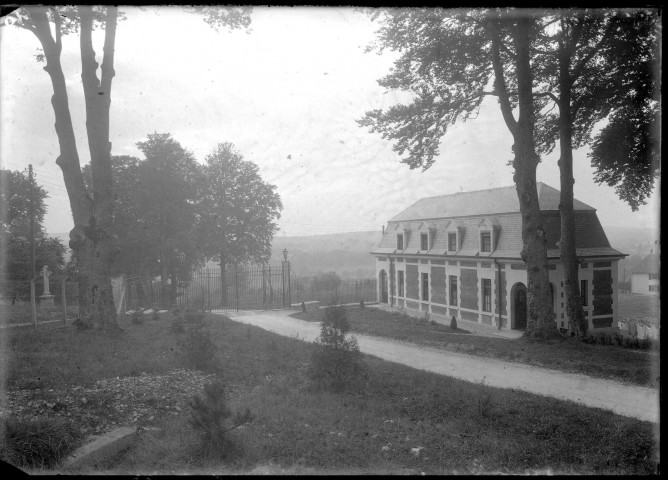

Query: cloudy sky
(0, 6), (660, 238)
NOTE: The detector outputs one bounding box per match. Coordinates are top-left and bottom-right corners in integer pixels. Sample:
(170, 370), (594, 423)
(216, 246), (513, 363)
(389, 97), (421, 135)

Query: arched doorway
(512, 282), (527, 330)
(379, 270), (388, 304)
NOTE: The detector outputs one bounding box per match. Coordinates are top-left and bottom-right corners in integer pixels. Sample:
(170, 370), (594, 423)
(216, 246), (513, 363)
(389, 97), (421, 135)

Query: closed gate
(177, 263), (291, 312)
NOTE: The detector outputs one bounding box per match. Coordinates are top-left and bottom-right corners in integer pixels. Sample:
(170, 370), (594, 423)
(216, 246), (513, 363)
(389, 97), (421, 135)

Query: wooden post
(30, 279), (37, 329)
(61, 276), (67, 324)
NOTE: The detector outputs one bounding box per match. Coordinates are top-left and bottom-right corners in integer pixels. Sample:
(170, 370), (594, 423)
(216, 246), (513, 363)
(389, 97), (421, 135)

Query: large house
(371, 183), (625, 333)
(630, 252), (660, 296)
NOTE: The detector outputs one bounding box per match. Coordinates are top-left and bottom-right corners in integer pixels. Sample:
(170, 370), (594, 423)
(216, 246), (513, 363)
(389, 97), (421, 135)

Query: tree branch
(100, 6), (118, 94)
(490, 19), (517, 136)
(570, 21), (614, 88)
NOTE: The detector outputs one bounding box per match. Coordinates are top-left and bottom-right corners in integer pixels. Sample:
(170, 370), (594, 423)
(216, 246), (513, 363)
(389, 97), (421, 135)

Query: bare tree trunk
(557, 27), (587, 337)
(492, 16), (556, 339)
(220, 251), (228, 307)
(26, 7), (119, 330)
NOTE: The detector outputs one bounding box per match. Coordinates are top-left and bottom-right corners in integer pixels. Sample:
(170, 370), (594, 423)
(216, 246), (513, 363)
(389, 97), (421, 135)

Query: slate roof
(373, 184), (624, 260)
(389, 183), (594, 222)
(632, 253), (660, 274)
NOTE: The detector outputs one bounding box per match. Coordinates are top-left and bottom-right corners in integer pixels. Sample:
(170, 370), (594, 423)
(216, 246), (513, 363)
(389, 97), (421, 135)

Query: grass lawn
(1, 312), (658, 475)
(291, 307), (659, 388)
(618, 293), (660, 323)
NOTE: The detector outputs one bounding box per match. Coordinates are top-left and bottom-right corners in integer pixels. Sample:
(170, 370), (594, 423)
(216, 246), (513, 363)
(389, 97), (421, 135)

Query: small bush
(0, 417), (82, 469)
(450, 316), (458, 330)
(359, 299), (365, 308)
(72, 317), (93, 331)
(308, 305), (366, 392)
(152, 308), (160, 321)
(189, 380), (253, 459)
(180, 323), (218, 371)
(132, 309), (143, 325)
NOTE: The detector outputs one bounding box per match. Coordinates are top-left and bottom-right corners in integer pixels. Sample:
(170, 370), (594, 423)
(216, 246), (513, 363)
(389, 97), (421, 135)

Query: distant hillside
(270, 231), (382, 280)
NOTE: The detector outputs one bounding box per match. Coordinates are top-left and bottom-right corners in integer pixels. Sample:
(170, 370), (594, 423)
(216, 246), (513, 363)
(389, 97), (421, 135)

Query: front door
(514, 286), (527, 330)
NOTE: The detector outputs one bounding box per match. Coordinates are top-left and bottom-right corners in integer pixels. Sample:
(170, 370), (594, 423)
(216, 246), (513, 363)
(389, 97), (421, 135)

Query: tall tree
(200, 142), (282, 306)
(359, 8), (557, 338)
(10, 6), (251, 328)
(531, 9), (660, 337)
(135, 133), (205, 305)
(0, 169), (66, 297)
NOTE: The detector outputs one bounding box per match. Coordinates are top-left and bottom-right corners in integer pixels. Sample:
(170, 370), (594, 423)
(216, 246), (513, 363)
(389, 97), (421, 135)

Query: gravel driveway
(213, 309), (659, 424)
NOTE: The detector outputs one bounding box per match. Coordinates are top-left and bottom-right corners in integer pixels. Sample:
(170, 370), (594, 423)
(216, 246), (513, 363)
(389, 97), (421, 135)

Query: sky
(0, 6), (661, 239)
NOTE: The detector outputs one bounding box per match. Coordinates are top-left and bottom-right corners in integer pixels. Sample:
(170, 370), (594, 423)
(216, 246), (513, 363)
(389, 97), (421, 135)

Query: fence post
(206, 270), (211, 312)
(61, 276), (67, 324)
(30, 279), (37, 329)
(235, 263), (239, 312)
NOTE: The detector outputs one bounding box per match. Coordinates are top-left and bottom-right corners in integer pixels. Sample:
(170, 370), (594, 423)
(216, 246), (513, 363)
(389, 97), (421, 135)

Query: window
(397, 234), (404, 250)
(449, 275), (458, 306)
(421, 233), (429, 251)
(448, 233), (457, 251)
(649, 273), (659, 280)
(482, 278), (492, 312)
(580, 279), (588, 306)
(422, 273), (429, 301)
(398, 271), (404, 297)
(480, 231), (491, 252)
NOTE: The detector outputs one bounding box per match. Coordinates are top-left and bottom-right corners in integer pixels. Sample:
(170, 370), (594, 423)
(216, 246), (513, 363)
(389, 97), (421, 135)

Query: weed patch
(0, 417), (82, 469)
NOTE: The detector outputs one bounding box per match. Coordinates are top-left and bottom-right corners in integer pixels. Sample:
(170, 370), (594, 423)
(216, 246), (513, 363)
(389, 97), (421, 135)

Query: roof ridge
(417, 183), (525, 202)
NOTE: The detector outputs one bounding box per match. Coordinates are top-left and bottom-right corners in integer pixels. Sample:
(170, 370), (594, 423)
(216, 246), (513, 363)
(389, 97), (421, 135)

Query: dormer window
(480, 231), (492, 252)
(478, 217), (500, 253)
(397, 234), (404, 250)
(448, 233), (457, 252)
(420, 233), (429, 251)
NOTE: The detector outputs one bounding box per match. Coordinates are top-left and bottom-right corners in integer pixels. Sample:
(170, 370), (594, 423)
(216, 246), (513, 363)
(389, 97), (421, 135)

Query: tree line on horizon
(1, 135), (282, 305)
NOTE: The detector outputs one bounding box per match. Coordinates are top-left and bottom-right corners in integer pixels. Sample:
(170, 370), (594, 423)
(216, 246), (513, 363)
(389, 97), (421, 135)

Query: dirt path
(213, 309), (659, 424)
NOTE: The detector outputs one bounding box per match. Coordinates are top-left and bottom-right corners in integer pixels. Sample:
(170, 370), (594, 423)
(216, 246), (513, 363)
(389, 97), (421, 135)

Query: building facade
(371, 184), (625, 333)
(631, 252), (660, 296)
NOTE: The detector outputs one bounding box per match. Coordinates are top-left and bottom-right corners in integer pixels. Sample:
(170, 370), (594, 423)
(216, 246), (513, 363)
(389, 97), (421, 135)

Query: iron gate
(177, 263), (291, 312)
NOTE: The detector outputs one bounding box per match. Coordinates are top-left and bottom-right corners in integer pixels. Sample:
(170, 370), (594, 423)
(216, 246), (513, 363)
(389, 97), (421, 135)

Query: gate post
(235, 263), (239, 312)
(61, 276), (67, 324)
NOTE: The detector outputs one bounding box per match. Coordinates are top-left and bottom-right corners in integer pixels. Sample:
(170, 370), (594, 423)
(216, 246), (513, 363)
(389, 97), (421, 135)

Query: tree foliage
(200, 142), (283, 266)
(0, 169), (66, 295)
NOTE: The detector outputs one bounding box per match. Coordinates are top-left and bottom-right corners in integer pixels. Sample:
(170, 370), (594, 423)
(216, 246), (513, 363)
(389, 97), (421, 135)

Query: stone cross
(42, 265), (52, 296)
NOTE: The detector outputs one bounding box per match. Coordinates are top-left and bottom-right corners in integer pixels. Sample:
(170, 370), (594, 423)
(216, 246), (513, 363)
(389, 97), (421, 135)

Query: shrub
(132, 309), (143, 325)
(308, 305), (366, 392)
(360, 299), (365, 308)
(180, 323), (218, 371)
(0, 417), (82, 469)
(152, 308), (160, 321)
(189, 380), (253, 459)
(450, 316), (458, 331)
(423, 311), (431, 323)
